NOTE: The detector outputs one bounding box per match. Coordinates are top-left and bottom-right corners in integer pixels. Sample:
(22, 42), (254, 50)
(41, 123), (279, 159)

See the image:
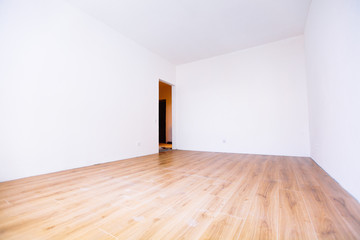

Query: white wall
(176, 36), (310, 156)
(305, 0), (360, 200)
(0, 0), (175, 181)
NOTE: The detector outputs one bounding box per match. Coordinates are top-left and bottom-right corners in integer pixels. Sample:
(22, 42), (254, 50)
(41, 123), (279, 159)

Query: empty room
(0, 0), (359, 239)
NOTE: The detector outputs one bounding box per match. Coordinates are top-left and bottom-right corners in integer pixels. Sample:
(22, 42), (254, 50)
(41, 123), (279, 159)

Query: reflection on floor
(159, 143), (172, 152)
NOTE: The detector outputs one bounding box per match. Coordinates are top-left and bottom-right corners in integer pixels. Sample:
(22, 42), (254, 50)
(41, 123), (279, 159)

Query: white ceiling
(67, 0), (312, 65)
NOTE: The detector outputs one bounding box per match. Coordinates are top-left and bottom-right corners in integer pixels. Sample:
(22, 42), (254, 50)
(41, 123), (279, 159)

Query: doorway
(159, 99), (166, 143)
(159, 81), (172, 152)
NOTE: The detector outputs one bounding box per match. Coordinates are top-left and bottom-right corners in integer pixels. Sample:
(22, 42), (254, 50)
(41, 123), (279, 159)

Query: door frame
(158, 79), (176, 149)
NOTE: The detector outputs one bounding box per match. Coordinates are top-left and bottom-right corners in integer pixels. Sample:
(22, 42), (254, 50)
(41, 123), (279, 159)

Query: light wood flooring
(0, 150), (359, 239)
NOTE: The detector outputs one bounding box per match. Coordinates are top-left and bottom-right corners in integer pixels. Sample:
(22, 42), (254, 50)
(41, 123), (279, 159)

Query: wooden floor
(1, 151), (359, 239)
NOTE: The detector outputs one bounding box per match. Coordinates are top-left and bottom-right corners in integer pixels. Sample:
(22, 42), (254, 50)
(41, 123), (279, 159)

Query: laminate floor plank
(237, 180), (279, 240)
(278, 189), (317, 240)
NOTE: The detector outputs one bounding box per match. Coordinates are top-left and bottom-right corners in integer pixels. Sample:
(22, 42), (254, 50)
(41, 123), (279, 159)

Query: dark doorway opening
(159, 99), (166, 143)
